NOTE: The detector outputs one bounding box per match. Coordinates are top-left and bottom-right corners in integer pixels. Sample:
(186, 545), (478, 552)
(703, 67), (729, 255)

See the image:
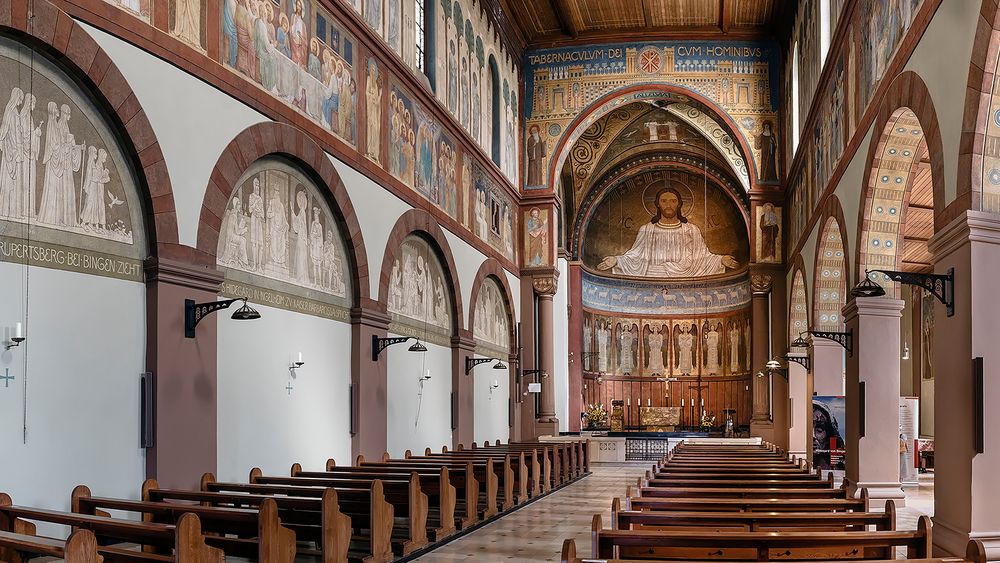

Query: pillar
(843, 296), (905, 505)
(144, 257), (224, 489)
(787, 349), (811, 459)
(566, 262), (584, 432)
(812, 337), (845, 395)
(927, 211), (1000, 558)
(452, 331), (476, 449)
(533, 276), (559, 435)
(750, 273), (773, 435)
(351, 300), (390, 461)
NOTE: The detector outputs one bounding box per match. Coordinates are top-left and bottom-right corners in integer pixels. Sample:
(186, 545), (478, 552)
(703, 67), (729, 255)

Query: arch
(196, 122), (370, 305)
(0, 0), (179, 252)
(467, 258), (517, 355)
(956, 0), (1000, 215)
(487, 54), (500, 165)
(547, 83), (760, 194)
(378, 208), (464, 335)
(855, 72), (945, 286)
(788, 256), (810, 347)
(812, 217), (848, 332)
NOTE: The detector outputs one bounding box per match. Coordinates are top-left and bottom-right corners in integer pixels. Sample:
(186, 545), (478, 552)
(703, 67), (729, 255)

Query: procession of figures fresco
(221, 0), (359, 146)
(217, 159), (352, 318)
(0, 38), (146, 280)
(387, 235), (452, 339)
(859, 0), (923, 108)
(169, 0), (206, 50)
(581, 272), (751, 317)
(524, 41), (779, 189)
(582, 309), (752, 377)
(583, 169), (749, 280)
(473, 276), (511, 355)
(465, 160), (516, 264)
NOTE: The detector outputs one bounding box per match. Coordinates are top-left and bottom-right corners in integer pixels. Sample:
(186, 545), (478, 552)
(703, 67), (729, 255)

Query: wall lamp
(785, 332), (812, 370)
(521, 369), (549, 380)
(185, 297), (260, 338)
(793, 328), (853, 357)
(371, 336), (426, 361)
(852, 268), (955, 316)
(466, 357), (506, 375)
(5, 322), (25, 350)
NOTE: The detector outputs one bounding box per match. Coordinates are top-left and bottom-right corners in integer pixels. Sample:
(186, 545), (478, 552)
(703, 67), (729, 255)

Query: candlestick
(681, 398), (685, 407)
(14, 322), (22, 339)
(700, 398), (704, 406)
(627, 397), (630, 406)
(647, 398), (650, 407)
(297, 352), (303, 363)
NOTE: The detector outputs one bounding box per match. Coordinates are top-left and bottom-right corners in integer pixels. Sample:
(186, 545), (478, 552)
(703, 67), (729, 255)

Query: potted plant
(584, 403), (608, 430)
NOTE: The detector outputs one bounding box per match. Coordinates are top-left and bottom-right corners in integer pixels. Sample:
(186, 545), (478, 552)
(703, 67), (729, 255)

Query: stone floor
(410, 463), (935, 563)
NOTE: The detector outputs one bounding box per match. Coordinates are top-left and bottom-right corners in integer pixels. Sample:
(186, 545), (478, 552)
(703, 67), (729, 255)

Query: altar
(639, 406), (681, 432)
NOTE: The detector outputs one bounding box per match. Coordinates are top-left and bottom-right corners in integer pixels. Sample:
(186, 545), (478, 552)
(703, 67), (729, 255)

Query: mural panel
(220, 0), (358, 146)
(524, 41), (780, 188)
(524, 207), (549, 268)
(858, 0), (923, 108)
(170, 0), (205, 50)
(754, 203), (780, 264)
(364, 58), (383, 165)
(473, 276), (510, 356)
(104, 0), (151, 22)
(582, 169), (748, 279)
(0, 37), (146, 281)
(388, 83), (416, 188)
(387, 235), (452, 344)
(470, 161), (517, 264)
(217, 158), (351, 320)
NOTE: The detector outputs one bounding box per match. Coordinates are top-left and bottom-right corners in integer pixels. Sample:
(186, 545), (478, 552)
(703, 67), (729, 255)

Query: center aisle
(412, 463), (647, 562)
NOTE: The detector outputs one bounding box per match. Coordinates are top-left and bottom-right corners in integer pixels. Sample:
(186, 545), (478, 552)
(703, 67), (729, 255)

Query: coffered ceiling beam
(553, 0), (585, 38)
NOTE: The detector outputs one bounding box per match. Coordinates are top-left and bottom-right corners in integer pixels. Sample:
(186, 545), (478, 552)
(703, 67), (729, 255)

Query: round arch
(468, 258), (517, 355)
(812, 195), (850, 332)
(855, 71), (945, 286)
(788, 256), (810, 347)
(196, 122), (371, 305)
(0, 0), (179, 251)
(378, 208), (465, 335)
(547, 83), (760, 194)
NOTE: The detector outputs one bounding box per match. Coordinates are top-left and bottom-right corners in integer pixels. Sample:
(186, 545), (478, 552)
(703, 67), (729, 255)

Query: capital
(750, 273), (773, 295)
(532, 276), (558, 296)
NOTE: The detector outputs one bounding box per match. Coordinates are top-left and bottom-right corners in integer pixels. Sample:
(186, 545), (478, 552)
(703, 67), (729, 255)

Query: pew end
(610, 498), (621, 530)
(591, 514), (603, 559)
(967, 539), (987, 563)
(65, 528), (102, 563)
(861, 487), (870, 511)
(424, 448), (432, 456)
(912, 514), (932, 558)
(0, 493), (36, 536)
(320, 488), (351, 563)
(561, 538), (577, 563)
(404, 450), (412, 459)
(326, 458), (336, 471)
(883, 500), (897, 531)
(289, 463), (302, 476)
(356, 455), (366, 465)
(175, 512), (225, 563)
(257, 498), (296, 563)
(381, 452), (391, 462)
(249, 467), (263, 483)
(199, 473), (216, 492)
(69, 486), (110, 520)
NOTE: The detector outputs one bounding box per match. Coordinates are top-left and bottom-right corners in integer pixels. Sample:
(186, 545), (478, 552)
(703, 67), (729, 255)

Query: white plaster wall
(902, 0), (980, 206)
(78, 22), (268, 248)
(217, 305), (352, 481)
(0, 266), (145, 532)
(473, 356), (509, 445)
(553, 258), (570, 432)
(385, 339), (453, 457)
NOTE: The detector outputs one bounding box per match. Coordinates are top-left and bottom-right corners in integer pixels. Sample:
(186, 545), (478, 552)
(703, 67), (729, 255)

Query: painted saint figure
(619, 325), (635, 375)
(677, 324), (695, 375)
(172, 0), (202, 48)
(729, 323), (740, 374)
(38, 103), (84, 227)
(248, 179), (265, 269)
(759, 202), (779, 262)
(365, 60), (382, 162)
(291, 190), (310, 283)
(705, 324), (720, 375)
(597, 187), (738, 278)
(525, 125), (545, 186)
(597, 322), (610, 374)
(647, 326), (665, 375)
(0, 88), (24, 218)
(220, 196), (250, 267)
(526, 207), (547, 267)
(266, 185), (289, 272)
(79, 147), (111, 230)
(755, 120), (779, 182)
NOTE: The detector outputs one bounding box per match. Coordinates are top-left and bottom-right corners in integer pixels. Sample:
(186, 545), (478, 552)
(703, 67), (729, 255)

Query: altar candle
(701, 398), (704, 406)
(627, 397), (630, 406)
(647, 398), (650, 406)
(681, 398), (685, 407)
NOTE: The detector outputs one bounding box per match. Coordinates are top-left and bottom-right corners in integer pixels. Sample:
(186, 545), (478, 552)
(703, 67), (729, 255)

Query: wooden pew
(70, 485), (298, 563)
(406, 450), (531, 505)
(634, 486), (849, 500)
(143, 479), (352, 563)
(561, 537), (988, 563)
(650, 470), (824, 481)
(200, 478), (393, 563)
(362, 454), (507, 513)
(293, 463), (460, 537)
(1, 493), (222, 563)
(611, 497), (896, 532)
(247, 470), (427, 557)
(0, 528), (101, 563)
(591, 513), (934, 560)
(643, 474), (836, 489)
(625, 488), (869, 513)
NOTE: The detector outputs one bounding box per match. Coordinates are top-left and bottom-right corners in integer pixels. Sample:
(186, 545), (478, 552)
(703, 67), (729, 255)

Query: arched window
(415, 0), (435, 90)
(820, 0), (831, 64)
(791, 41), (800, 152)
(488, 54), (500, 165)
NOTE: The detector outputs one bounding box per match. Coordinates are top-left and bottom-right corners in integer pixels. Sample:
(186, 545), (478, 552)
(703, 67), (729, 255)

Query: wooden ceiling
(497, 0), (788, 49)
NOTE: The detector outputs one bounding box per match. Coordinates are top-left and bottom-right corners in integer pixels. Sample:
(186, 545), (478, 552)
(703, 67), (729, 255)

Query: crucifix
(687, 381), (708, 428)
(1, 368), (12, 388)
(285, 382), (294, 395)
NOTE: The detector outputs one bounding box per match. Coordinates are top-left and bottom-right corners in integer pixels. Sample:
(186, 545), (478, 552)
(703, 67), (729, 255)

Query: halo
(641, 177), (695, 219)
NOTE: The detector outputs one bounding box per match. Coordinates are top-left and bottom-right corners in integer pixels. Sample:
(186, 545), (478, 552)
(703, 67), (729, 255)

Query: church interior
(0, 0), (997, 561)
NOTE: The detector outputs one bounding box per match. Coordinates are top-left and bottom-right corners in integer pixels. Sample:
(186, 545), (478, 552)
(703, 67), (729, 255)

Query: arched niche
(813, 216), (847, 331)
(789, 267), (809, 344)
(386, 233), (454, 343)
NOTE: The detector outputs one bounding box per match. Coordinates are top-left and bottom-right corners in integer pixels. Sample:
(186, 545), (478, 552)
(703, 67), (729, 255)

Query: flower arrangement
(584, 403), (608, 428)
(700, 411), (716, 428)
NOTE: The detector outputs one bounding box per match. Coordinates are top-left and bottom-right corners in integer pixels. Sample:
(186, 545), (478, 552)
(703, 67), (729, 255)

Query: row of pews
(561, 441), (985, 563)
(0, 439), (588, 563)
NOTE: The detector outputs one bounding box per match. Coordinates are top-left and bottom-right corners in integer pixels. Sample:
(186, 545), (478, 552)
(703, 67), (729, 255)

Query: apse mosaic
(0, 37), (146, 281)
(220, 0), (359, 146)
(582, 309), (751, 377)
(473, 276), (511, 356)
(387, 235), (452, 343)
(524, 40), (780, 189)
(217, 159), (352, 320)
(582, 169), (749, 280)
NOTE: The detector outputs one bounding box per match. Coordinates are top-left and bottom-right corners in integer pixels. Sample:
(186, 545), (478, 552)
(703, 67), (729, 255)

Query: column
(787, 349), (812, 459)
(566, 262), (584, 432)
(843, 296), (905, 505)
(351, 300), (390, 461)
(927, 211), (1000, 557)
(812, 337), (845, 395)
(534, 276), (559, 435)
(750, 273), (773, 433)
(452, 331), (476, 449)
(144, 257), (224, 490)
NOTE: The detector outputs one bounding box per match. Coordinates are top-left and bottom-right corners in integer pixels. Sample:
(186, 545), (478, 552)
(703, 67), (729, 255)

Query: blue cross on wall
(285, 382), (293, 395)
(1, 368), (13, 388)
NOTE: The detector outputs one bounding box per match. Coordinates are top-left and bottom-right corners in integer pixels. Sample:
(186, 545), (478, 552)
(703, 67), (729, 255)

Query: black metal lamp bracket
(872, 268), (955, 317)
(185, 298), (243, 338)
(809, 329), (853, 357)
(372, 335), (411, 361)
